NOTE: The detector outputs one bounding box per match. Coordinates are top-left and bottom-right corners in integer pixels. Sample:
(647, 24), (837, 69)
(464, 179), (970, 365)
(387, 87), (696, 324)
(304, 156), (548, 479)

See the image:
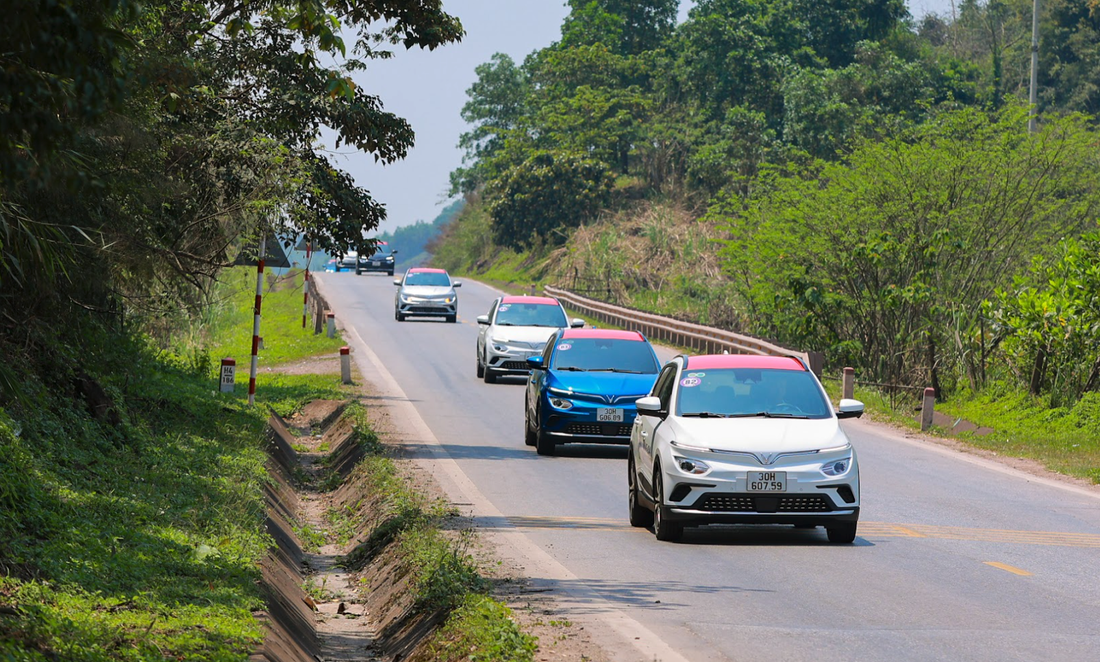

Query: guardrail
(543, 286), (822, 375)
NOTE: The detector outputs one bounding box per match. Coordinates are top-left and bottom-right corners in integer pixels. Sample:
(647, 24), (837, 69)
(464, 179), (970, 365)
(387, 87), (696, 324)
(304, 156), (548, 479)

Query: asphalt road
(316, 272), (1100, 662)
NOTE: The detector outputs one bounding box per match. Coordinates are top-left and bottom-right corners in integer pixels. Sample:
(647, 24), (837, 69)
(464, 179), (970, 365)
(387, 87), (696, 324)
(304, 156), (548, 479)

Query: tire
(388, 269), (394, 276)
(446, 314), (457, 324)
(524, 409), (537, 447)
(652, 470), (683, 542)
(628, 452), (653, 528)
(395, 310), (405, 322)
(535, 427), (556, 456)
(483, 367), (496, 384)
(355, 267), (362, 275)
(826, 522), (857, 544)
(476, 355), (485, 379)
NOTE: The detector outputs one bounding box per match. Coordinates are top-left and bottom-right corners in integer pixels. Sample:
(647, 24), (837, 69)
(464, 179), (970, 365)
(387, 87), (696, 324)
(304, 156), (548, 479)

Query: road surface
(315, 272), (1100, 662)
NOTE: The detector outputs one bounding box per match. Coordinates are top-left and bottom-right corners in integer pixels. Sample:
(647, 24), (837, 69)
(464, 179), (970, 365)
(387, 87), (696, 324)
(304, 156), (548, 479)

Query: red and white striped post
(340, 346), (352, 384)
(248, 235), (266, 407)
(302, 241), (312, 329)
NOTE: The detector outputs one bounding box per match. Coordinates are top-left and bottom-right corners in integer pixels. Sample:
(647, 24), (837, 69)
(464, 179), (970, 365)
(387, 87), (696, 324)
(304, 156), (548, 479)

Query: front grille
(564, 423), (632, 437)
(501, 361), (530, 370)
(408, 306), (449, 313)
(693, 494), (833, 513)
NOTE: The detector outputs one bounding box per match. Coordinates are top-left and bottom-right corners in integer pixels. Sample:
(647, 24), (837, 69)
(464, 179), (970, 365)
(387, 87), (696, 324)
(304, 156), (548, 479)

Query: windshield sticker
(498, 305), (510, 312)
(680, 377), (702, 388)
(557, 343), (572, 351)
(687, 372), (706, 378)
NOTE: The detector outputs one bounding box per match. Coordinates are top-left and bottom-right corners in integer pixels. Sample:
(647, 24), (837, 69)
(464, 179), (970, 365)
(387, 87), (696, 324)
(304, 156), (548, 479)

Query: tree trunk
(1029, 347), (1047, 395)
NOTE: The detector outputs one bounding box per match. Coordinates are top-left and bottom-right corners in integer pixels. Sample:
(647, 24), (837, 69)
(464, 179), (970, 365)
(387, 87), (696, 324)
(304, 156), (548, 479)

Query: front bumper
(657, 449), (860, 526)
(397, 300), (457, 317)
(541, 397), (638, 445)
(485, 346), (545, 375)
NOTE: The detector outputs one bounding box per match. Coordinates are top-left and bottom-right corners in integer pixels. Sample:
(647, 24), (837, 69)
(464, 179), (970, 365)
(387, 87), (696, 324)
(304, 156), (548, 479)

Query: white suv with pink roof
(629, 354), (865, 543)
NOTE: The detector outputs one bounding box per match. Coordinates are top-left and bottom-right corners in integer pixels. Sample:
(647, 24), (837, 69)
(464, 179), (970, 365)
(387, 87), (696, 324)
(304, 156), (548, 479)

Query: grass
(820, 372), (1100, 484)
(206, 268), (348, 367)
(422, 594), (537, 662)
(328, 408), (538, 660)
(0, 266), (351, 660)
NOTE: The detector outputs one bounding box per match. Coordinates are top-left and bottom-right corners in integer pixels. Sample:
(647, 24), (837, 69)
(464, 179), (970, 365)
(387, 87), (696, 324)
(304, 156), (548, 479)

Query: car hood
(401, 286), (453, 297)
(669, 416), (848, 454)
(549, 371), (658, 399)
(488, 325), (560, 345)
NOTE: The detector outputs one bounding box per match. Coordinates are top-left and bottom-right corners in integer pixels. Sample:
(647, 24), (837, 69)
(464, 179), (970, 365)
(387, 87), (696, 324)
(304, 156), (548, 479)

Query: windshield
(495, 303), (567, 328)
(551, 338), (659, 373)
(404, 272), (451, 287)
(676, 368), (831, 419)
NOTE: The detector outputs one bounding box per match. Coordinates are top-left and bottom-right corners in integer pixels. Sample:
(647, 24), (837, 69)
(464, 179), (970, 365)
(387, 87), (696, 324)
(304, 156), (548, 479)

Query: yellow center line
(984, 561), (1033, 576)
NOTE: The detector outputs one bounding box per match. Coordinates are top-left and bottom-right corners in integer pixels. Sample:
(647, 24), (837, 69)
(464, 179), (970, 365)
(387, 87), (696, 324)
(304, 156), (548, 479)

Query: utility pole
(1029, 0), (1040, 134)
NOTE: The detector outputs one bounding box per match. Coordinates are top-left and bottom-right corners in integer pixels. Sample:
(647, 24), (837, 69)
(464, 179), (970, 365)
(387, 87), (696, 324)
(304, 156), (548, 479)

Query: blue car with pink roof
(524, 328), (661, 456)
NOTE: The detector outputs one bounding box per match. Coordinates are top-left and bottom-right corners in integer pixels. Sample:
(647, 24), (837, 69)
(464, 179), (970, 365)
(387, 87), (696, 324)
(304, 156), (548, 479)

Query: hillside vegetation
(433, 0), (1100, 482)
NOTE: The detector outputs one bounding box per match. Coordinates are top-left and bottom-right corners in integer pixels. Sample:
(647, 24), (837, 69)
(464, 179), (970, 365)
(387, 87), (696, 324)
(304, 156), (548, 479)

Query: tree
(486, 151), (613, 249)
(713, 106), (1100, 389)
(562, 0), (678, 55)
(452, 54), (529, 195)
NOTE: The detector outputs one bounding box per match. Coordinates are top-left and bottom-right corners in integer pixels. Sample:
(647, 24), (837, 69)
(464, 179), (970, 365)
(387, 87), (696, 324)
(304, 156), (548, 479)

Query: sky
(327, 0), (958, 235)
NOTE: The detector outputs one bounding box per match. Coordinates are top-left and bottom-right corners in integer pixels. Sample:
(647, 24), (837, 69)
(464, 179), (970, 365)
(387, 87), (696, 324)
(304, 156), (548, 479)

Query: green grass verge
(424, 594), (537, 662)
(0, 267), (351, 660)
(330, 407), (535, 661)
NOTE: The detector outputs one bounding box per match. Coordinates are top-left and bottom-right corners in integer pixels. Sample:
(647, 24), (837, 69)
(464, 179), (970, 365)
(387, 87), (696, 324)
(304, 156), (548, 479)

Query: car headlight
(821, 457), (852, 477)
(443, 296), (455, 304)
(673, 455), (710, 475)
(549, 397), (574, 410)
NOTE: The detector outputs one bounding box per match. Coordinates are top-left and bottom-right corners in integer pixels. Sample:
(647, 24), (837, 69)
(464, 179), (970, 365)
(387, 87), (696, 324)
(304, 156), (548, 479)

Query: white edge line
(341, 320), (692, 662)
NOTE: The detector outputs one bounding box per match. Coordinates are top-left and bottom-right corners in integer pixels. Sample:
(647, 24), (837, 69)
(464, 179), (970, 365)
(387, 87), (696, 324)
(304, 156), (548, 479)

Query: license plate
(747, 471), (787, 492)
(372, 261), (381, 266)
(596, 408), (623, 423)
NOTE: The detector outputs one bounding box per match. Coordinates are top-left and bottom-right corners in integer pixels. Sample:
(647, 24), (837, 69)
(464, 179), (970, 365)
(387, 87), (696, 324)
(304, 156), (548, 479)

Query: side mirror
(392, 279), (401, 286)
(570, 318), (585, 328)
(476, 315), (490, 325)
(636, 396), (665, 418)
(391, 249), (398, 254)
(526, 356), (545, 370)
(836, 399), (865, 420)
(452, 281), (462, 288)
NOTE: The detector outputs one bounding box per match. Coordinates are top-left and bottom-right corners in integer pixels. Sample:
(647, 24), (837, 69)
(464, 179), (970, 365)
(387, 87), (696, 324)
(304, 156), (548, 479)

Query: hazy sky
(328, 1), (957, 235)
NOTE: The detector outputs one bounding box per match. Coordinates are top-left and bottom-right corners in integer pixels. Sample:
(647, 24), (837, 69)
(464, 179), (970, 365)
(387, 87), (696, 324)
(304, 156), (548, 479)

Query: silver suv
(476, 295), (583, 383)
(394, 268), (461, 323)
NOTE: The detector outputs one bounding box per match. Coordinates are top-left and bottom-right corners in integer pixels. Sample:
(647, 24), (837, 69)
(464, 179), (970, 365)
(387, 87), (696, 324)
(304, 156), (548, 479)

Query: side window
(652, 365), (678, 409)
(542, 333), (557, 364)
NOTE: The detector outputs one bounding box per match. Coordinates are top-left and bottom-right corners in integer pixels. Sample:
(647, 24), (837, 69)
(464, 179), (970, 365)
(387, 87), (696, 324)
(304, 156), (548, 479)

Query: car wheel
(826, 522), (857, 544)
(483, 366), (496, 384)
(652, 469), (682, 542)
(524, 408), (537, 447)
(355, 267), (362, 275)
(395, 310), (405, 322)
(476, 355), (485, 379)
(446, 314), (457, 323)
(535, 426), (555, 456)
(388, 269), (394, 276)
(628, 452), (653, 528)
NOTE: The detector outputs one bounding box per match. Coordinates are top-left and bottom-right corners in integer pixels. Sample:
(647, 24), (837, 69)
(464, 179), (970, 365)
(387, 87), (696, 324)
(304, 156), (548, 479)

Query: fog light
(549, 398), (573, 410)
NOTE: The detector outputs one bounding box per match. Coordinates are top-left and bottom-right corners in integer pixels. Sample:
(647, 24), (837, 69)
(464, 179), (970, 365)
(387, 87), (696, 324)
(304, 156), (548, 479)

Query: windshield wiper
(587, 368), (644, 374)
(496, 322), (516, 326)
(681, 412), (729, 418)
(722, 411), (810, 419)
(555, 366), (589, 372)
